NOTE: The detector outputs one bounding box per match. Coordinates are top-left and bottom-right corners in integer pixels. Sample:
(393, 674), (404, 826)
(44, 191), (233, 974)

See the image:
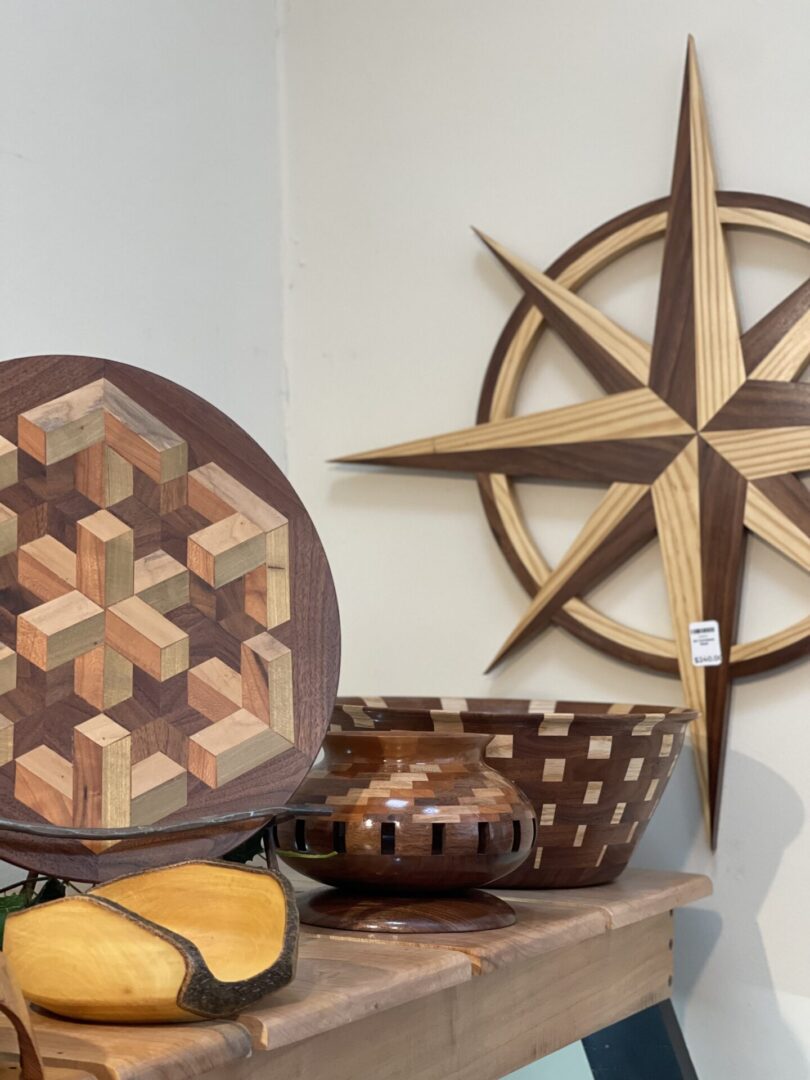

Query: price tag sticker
(689, 620), (722, 667)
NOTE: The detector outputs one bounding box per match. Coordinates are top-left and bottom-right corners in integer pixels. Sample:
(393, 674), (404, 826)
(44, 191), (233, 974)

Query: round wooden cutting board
(0, 356), (340, 880)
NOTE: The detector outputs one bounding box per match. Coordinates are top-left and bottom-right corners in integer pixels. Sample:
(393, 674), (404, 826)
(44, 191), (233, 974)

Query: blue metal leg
(582, 1000), (699, 1080)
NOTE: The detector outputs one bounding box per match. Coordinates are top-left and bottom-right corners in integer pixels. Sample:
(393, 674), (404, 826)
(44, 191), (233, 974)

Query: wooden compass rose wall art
(337, 40), (810, 847)
(0, 355), (339, 880)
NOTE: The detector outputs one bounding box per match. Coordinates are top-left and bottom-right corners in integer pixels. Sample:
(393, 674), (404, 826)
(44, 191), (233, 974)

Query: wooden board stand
(0, 357), (339, 880)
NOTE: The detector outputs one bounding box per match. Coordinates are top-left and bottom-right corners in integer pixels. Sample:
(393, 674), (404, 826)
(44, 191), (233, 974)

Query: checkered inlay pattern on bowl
(332, 697), (694, 887)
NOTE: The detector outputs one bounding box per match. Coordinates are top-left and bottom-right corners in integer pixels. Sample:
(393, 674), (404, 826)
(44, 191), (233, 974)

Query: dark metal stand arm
(582, 1000), (699, 1080)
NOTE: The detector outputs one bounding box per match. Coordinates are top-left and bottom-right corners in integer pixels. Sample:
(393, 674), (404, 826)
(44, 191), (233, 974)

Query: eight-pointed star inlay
(337, 40), (810, 846)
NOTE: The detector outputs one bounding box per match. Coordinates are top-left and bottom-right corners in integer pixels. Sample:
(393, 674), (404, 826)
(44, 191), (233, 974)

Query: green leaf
(0, 894), (28, 949)
(222, 829), (266, 865)
(276, 850), (338, 860)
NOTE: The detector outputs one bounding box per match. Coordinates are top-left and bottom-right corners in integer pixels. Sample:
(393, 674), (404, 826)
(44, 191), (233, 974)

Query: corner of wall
(274, 0), (293, 478)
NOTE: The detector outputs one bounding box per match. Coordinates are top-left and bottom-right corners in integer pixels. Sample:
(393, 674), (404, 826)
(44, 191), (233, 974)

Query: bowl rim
(335, 696), (698, 724)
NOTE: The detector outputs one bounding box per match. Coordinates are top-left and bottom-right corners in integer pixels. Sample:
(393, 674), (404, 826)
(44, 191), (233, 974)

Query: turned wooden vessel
(278, 730), (536, 931)
(3, 860), (298, 1022)
(295, 888), (516, 934)
(331, 698), (696, 888)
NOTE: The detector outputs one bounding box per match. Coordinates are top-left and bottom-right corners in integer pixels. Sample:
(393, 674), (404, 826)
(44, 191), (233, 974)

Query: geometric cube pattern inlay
(0, 377), (297, 853)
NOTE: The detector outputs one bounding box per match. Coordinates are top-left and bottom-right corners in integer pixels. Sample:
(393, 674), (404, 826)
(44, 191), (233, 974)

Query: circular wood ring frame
(476, 192), (810, 679)
(0, 356), (340, 881)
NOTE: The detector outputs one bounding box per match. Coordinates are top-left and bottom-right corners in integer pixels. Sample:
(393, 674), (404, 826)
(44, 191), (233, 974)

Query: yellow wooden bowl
(3, 861), (298, 1023)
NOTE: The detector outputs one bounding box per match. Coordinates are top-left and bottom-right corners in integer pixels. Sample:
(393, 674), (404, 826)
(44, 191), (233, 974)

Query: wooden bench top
(0, 869), (711, 1080)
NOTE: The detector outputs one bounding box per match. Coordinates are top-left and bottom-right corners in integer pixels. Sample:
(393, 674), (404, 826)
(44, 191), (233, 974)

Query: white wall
(281, 2), (810, 1077)
(0, 0), (286, 465)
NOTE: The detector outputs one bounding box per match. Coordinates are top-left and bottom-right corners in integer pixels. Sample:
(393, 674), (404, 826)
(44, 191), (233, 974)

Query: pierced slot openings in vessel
(431, 823), (445, 855)
(511, 820), (522, 852)
(332, 820), (346, 854)
(380, 821), (396, 855)
(294, 818), (309, 853)
(477, 821), (489, 854)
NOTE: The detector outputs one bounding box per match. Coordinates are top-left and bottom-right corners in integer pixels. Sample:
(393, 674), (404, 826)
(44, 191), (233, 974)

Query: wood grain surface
(239, 936), (470, 1052)
(0, 356), (339, 880)
(302, 896), (605, 974)
(297, 889), (517, 934)
(474, 230), (651, 388)
(497, 866), (711, 927)
(232, 913), (673, 1080)
(0, 1014), (253, 1080)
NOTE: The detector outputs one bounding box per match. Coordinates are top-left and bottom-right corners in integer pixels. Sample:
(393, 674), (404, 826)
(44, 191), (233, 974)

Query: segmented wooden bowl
(277, 730), (536, 893)
(330, 698), (695, 887)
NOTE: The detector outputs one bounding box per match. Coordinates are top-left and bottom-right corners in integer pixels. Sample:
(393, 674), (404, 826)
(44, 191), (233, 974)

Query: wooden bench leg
(582, 1000), (699, 1080)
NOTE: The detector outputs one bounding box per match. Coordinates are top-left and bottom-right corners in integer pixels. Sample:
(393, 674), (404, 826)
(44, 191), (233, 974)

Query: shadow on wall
(634, 744), (806, 1074)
